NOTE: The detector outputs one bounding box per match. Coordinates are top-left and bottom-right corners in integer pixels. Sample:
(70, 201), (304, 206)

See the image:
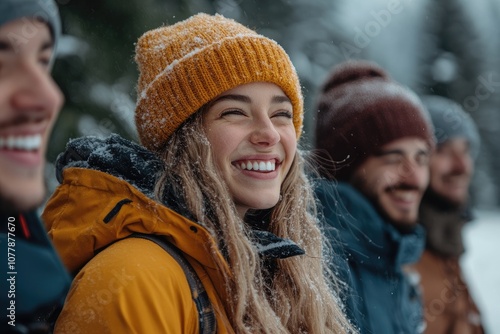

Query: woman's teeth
(239, 160), (276, 171)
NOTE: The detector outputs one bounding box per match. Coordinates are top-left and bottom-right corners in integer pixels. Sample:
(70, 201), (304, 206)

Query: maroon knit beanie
(314, 60), (434, 181)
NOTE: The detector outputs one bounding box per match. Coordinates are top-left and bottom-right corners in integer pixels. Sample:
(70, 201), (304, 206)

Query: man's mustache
(0, 114), (43, 130)
(386, 183), (421, 192)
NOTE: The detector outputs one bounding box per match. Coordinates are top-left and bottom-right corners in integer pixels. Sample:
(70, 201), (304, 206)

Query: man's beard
(423, 186), (465, 211)
(0, 186), (45, 215)
(0, 196), (24, 215)
(375, 202), (418, 234)
(371, 183), (422, 234)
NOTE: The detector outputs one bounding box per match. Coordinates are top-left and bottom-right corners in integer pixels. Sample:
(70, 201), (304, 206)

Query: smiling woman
(202, 82), (297, 217)
(42, 13), (355, 334)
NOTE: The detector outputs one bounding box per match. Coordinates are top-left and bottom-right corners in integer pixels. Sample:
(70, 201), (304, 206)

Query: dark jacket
(316, 180), (426, 334)
(0, 211), (71, 333)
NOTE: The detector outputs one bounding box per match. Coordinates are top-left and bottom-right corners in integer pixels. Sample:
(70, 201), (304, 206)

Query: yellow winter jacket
(43, 167), (233, 334)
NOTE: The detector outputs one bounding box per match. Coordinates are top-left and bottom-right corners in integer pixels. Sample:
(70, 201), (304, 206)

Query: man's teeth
(239, 160), (275, 171)
(0, 135), (42, 151)
(392, 190), (416, 201)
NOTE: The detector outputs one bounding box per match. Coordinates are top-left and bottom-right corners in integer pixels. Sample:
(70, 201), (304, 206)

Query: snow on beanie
(0, 0), (61, 69)
(134, 13), (304, 152)
(314, 60), (434, 181)
(420, 95), (480, 160)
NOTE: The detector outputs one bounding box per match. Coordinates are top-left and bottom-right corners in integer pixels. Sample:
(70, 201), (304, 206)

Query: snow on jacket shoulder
(42, 135), (233, 334)
(315, 180), (426, 334)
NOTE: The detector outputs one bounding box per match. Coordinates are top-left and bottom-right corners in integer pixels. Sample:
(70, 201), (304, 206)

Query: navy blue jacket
(316, 180), (426, 334)
(1, 211), (71, 333)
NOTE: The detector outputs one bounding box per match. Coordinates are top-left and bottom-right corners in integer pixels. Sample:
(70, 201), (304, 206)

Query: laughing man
(313, 60), (435, 334)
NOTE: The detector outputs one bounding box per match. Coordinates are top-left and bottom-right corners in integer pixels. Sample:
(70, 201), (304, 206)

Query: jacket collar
(316, 180), (425, 271)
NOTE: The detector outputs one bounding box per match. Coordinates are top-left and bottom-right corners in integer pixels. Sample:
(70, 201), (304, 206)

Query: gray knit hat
(420, 95), (480, 160)
(0, 0), (61, 68)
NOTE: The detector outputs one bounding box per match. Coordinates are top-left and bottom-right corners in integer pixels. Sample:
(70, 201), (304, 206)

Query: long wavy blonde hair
(155, 111), (354, 333)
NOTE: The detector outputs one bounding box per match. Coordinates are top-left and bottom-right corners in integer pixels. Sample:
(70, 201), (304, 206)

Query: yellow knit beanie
(135, 13), (303, 152)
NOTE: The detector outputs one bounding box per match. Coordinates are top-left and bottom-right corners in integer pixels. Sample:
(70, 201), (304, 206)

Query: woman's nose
(249, 117), (280, 147)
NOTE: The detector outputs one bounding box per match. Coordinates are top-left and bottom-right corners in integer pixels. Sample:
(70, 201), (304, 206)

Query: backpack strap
(129, 233), (216, 334)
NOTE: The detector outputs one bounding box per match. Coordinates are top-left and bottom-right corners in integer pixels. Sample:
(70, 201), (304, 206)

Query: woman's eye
(220, 109), (245, 117)
(273, 110), (293, 119)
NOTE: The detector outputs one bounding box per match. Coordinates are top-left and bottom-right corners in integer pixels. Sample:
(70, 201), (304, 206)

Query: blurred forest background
(49, 0), (500, 209)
